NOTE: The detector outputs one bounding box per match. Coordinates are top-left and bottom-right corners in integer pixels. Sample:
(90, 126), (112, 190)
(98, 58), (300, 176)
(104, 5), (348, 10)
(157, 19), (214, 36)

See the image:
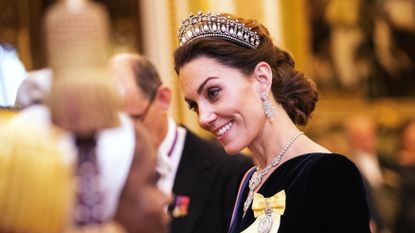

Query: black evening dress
(228, 153), (371, 233)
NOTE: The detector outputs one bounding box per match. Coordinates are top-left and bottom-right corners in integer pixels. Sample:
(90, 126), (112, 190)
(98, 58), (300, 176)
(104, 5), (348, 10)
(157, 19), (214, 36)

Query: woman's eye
(207, 87), (220, 99)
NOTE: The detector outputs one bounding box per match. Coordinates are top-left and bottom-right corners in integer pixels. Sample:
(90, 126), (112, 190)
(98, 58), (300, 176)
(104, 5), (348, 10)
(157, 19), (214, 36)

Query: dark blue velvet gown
(229, 153), (371, 233)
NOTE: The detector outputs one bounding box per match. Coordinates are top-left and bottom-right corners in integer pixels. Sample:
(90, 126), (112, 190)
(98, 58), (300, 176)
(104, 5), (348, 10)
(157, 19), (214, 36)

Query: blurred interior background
(1, 0), (415, 157)
(1, 1), (415, 232)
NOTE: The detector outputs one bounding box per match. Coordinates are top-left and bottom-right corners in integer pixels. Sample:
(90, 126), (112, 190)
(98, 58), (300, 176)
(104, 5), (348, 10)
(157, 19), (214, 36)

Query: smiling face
(178, 56), (266, 154)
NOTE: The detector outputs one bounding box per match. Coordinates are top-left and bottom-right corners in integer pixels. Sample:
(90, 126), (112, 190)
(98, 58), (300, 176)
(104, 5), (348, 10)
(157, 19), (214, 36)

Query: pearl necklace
(243, 132), (304, 216)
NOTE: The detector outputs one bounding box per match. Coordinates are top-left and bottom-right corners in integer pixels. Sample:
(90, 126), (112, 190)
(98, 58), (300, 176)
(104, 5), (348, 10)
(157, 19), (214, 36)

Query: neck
(248, 110), (301, 169)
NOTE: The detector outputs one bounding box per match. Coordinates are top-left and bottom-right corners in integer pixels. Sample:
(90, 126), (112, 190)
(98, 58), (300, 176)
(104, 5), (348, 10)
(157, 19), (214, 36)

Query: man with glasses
(110, 53), (253, 233)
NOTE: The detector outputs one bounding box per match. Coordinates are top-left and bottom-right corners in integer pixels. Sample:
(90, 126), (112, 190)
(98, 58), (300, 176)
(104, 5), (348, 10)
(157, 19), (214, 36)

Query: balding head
(110, 54), (161, 100)
(110, 53), (171, 148)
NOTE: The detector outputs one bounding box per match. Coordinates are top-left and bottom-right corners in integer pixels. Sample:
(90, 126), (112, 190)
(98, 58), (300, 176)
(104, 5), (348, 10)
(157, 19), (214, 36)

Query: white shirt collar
(156, 117), (186, 195)
(159, 118), (178, 157)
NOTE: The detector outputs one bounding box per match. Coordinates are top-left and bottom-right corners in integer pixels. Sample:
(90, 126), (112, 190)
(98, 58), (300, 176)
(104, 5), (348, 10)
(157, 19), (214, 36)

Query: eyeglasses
(132, 86), (159, 122)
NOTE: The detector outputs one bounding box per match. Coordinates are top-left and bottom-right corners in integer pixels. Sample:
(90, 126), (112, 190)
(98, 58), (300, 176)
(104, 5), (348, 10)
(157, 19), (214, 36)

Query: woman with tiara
(174, 12), (371, 233)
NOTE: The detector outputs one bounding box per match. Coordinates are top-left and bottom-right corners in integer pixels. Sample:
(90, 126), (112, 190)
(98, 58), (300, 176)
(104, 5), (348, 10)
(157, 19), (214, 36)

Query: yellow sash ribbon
(252, 190), (286, 218)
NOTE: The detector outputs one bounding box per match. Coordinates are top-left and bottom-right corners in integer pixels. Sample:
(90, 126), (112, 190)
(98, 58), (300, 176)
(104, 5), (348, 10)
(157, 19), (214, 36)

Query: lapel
(169, 130), (218, 233)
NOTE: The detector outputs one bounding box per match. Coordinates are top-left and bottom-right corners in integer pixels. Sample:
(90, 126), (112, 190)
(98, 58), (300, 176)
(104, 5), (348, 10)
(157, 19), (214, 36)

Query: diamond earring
(260, 92), (275, 121)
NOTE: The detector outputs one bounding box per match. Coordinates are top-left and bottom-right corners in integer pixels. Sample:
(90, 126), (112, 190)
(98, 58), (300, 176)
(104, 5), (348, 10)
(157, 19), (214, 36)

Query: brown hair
(130, 55), (162, 99)
(174, 14), (318, 126)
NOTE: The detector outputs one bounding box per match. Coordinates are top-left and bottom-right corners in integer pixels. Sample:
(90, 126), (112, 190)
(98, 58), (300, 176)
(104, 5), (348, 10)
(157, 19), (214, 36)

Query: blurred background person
(394, 118), (415, 233)
(344, 115), (400, 233)
(396, 118), (415, 166)
(114, 122), (171, 233)
(110, 53), (253, 233)
(9, 0), (170, 232)
(13, 0), (130, 227)
(42, 0), (131, 228)
(0, 121), (75, 233)
(15, 67), (52, 108)
(1, 119), (159, 233)
(0, 43), (27, 107)
(12, 71), (170, 233)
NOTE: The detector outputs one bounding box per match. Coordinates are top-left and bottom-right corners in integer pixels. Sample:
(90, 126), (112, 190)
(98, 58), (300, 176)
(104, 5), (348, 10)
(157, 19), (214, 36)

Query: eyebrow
(197, 77), (218, 94)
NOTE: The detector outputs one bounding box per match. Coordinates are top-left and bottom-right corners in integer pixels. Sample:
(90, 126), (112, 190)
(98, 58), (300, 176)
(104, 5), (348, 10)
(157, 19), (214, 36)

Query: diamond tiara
(178, 11), (261, 49)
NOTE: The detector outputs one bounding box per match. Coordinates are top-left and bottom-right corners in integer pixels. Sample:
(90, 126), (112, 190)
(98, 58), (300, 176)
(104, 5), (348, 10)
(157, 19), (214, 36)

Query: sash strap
(228, 167), (256, 233)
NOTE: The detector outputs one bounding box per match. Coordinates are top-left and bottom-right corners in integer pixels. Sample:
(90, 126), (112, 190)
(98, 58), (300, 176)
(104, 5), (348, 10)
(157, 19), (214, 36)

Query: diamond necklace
(243, 131), (304, 216)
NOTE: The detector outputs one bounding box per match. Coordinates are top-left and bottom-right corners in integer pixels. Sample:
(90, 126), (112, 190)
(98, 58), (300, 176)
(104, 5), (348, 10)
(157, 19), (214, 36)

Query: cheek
(222, 91), (264, 135)
(227, 89), (262, 118)
(237, 94), (265, 134)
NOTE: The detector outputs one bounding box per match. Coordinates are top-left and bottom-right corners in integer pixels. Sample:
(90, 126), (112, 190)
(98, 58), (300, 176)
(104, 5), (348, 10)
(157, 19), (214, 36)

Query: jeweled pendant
(258, 214), (273, 233)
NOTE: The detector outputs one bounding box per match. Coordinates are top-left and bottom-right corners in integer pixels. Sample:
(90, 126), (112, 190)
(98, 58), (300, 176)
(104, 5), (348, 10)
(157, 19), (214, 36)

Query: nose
(198, 105), (216, 129)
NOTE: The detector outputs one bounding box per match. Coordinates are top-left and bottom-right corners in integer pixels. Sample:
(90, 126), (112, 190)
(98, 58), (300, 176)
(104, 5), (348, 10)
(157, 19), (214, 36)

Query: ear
(253, 61), (272, 93)
(154, 85), (171, 110)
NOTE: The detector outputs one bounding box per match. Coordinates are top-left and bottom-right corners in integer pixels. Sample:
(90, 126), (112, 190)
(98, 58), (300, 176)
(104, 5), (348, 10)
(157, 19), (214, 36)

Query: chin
(222, 142), (244, 155)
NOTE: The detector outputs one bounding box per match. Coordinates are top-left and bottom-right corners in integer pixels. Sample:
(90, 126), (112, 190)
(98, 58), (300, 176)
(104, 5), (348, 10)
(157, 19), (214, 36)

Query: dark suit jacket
(168, 129), (253, 233)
